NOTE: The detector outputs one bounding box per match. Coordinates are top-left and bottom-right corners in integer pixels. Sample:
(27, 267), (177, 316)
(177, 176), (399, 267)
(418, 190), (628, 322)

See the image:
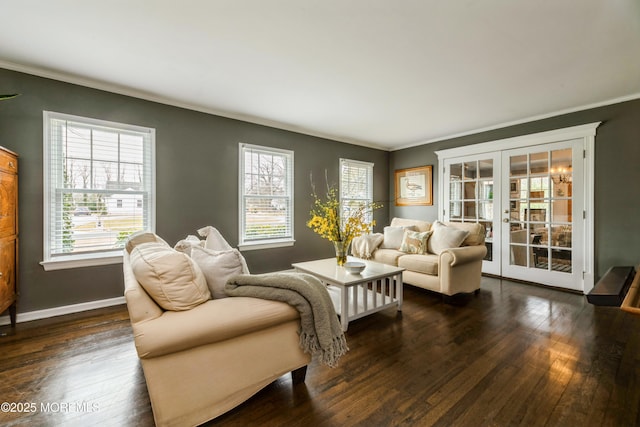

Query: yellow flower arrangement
(307, 185), (382, 264)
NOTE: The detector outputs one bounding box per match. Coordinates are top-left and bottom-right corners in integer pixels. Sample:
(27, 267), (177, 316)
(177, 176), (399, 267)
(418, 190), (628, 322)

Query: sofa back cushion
(390, 217), (431, 233)
(442, 221), (485, 246)
(427, 221), (470, 255)
(130, 242), (211, 311)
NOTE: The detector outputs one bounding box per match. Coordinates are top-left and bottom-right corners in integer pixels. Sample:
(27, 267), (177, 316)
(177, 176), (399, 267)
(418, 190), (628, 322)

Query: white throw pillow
(190, 246), (248, 299)
(130, 242), (211, 311)
(198, 226), (234, 251)
(427, 221), (470, 255)
(381, 225), (415, 249)
(174, 235), (205, 256)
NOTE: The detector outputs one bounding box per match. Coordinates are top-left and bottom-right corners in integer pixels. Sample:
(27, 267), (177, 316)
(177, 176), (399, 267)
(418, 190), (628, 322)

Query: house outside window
(340, 158), (374, 222)
(239, 143), (294, 250)
(42, 111), (155, 270)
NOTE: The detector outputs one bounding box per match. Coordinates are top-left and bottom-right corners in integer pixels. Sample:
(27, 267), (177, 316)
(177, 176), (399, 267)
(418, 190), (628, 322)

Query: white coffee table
(292, 257), (405, 331)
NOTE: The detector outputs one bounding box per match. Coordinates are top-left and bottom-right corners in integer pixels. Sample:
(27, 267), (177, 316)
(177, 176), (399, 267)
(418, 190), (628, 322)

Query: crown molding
(0, 60), (388, 151)
(392, 93), (640, 151)
(3, 60), (639, 153)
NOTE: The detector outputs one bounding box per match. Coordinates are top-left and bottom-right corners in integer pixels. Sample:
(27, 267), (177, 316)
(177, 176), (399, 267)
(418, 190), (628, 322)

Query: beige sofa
(360, 218), (487, 298)
(123, 248), (311, 427)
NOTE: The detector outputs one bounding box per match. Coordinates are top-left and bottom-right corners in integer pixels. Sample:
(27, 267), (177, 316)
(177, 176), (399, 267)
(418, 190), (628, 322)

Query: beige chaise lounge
(123, 241), (310, 427)
(355, 217), (487, 298)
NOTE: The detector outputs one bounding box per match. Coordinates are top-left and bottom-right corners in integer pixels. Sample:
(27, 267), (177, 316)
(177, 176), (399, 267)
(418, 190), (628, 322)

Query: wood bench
(587, 266), (636, 307)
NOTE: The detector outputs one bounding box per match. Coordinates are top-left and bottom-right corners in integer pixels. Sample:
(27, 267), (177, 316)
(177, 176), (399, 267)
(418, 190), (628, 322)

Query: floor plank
(1, 276), (640, 426)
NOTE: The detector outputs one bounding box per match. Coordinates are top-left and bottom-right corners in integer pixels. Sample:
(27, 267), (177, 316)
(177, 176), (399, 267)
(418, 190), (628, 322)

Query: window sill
(40, 251), (124, 271)
(238, 239), (295, 251)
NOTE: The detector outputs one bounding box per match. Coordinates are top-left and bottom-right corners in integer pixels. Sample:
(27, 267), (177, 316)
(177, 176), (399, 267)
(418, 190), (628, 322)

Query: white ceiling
(1, 1), (639, 150)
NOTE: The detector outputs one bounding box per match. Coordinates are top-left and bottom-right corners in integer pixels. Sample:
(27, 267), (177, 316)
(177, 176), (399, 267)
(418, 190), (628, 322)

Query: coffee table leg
(341, 287), (349, 331)
(396, 273), (403, 312)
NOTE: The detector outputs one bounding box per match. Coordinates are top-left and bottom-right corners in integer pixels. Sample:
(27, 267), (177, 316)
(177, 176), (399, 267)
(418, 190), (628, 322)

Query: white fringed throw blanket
(351, 233), (383, 259)
(225, 272), (348, 367)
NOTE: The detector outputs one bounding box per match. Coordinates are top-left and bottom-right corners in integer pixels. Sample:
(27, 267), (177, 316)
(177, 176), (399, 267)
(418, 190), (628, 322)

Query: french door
(444, 152), (501, 275)
(443, 139), (585, 291)
(500, 140), (584, 291)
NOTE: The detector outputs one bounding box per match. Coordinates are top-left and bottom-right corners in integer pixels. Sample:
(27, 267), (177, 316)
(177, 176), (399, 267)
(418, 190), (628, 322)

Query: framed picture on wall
(395, 165), (433, 206)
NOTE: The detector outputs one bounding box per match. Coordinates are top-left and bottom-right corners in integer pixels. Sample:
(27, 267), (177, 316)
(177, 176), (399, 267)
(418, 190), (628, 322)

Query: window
(42, 111), (155, 270)
(340, 159), (374, 221)
(239, 143), (294, 250)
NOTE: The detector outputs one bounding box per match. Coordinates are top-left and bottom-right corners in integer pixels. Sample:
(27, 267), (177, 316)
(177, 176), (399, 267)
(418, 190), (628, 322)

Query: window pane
(530, 151), (548, 174)
(120, 134), (144, 164)
(464, 162), (477, 179)
(479, 159), (493, 178)
(510, 155), (527, 176)
(450, 163), (462, 180)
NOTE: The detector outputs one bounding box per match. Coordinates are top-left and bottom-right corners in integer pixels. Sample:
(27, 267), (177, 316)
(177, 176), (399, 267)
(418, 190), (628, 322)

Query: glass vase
(333, 240), (350, 266)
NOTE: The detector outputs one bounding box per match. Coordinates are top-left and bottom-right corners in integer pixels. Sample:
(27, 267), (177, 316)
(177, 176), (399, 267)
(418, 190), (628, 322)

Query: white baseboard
(0, 296), (126, 326)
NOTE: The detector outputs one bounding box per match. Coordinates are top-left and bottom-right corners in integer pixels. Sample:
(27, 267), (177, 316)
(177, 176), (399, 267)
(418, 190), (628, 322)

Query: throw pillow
(174, 234), (205, 256)
(427, 221), (470, 255)
(190, 246), (247, 299)
(381, 225), (415, 249)
(130, 242), (211, 311)
(125, 231), (168, 254)
(198, 226), (234, 251)
(399, 230), (432, 254)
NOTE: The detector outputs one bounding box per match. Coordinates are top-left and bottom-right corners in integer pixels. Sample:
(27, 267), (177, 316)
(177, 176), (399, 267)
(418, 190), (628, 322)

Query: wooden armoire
(0, 146), (18, 329)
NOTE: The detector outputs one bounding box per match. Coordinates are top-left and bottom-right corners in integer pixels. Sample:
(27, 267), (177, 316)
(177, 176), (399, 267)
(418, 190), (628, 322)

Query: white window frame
(238, 143), (294, 251)
(41, 111), (156, 271)
(340, 158), (374, 222)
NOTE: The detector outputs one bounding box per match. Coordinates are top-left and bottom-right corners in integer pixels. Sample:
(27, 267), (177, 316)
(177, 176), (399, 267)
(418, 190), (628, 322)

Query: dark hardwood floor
(2, 276), (640, 427)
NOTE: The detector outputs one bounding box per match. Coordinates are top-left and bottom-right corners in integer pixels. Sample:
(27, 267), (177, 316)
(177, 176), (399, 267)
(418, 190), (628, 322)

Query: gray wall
(2, 64), (638, 315)
(0, 68), (389, 313)
(390, 98), (640, 280)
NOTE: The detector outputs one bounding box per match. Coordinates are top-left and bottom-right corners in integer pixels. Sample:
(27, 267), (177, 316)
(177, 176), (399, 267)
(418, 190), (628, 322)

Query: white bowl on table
(344, 261), (366, 274)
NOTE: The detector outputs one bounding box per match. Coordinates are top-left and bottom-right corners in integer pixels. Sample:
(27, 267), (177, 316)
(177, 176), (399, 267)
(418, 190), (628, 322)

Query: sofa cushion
(191, 246), (245, 299)
(443, 221), (485, 246)
(398, 254), (440, 276)
(130, 242), (211, 311)
(381, 225), (415, 249)
(371, 248), (405, 266)
(132, 296), (300, 358)
(399, 230), (432, 254)
(390, 217), (431, 233)
(427, 221), (470, 255)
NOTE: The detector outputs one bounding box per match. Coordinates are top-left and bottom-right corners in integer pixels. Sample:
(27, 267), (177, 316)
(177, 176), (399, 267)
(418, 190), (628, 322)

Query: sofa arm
(439, 245), (487, 296)
(439, 245), (487, 267)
